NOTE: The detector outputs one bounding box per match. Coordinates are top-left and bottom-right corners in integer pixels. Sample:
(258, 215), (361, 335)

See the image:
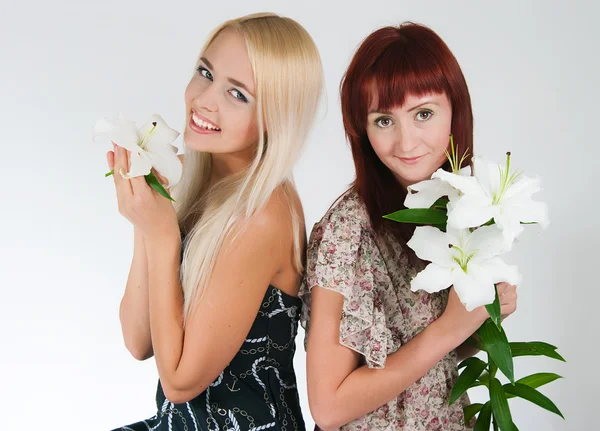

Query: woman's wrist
(432, 314), (477, 352)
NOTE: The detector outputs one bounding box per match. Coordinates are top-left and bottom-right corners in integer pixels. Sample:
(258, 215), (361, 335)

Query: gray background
(1, 0), (597, 429)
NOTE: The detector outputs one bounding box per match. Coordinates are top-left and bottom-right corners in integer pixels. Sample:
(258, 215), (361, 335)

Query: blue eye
(229, 89), (248, 103)
(416, 110), (433, 121)
(197, 66), (213, 81)
(375, 117), (393, 128)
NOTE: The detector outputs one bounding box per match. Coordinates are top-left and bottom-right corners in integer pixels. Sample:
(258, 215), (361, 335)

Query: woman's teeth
(192, 113), (221, 131)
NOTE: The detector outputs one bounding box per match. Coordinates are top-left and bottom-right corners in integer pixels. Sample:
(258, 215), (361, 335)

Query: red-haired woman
(299, 23), (518, 430)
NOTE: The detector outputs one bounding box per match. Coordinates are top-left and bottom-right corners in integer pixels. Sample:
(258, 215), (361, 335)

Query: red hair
(340, 22), (474, 248)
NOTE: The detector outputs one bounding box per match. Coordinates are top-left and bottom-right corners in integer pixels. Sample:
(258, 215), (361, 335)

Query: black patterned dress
(114, 285), (306, 431)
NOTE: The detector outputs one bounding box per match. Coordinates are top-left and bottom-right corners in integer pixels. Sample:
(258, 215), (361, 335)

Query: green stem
(488, 352), (498, 379)
(489, 352), (499, 431)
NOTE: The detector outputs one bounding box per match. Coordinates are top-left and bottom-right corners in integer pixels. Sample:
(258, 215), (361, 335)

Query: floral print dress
(299, 190), (473, 431)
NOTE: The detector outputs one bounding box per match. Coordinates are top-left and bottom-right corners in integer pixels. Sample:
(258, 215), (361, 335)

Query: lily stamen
(444, 134), (469, 174)
(493, 151), (523, 204)
(138, 122), (158, 151)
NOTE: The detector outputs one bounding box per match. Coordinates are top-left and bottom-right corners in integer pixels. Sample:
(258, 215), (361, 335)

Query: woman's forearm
(119, 227), (153, 360)
(145, 235), (187, 392)
(312, 315), (465, 430)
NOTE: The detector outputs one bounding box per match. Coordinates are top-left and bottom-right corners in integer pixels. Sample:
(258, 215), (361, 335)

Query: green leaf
(478, 370), (491, 386)
(474, 402), (492, 431)
(457, 355), (482, 370)
(105, 170), (114, 177)
(145, 172), (175, 202)
(503, 383), (565, 419)
(490, 378), (513, 431)
(464, 403), (483, 424)
(383, 208), (447, 225)
(432, 223), (447, 232)
(450, 357), (488, 405)
(482, 218), (496, 226)
(477, 319), (514, 383)
(511, 423), (520, 431)
(509, 342), (566, 362)
(505, 373), (563, 398)
(432, 197), (449, 209)
(485, 285), (502, 329)
(465, 335), (485, 351)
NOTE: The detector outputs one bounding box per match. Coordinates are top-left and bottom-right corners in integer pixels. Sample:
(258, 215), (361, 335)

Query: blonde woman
(107, 13), (323, 431)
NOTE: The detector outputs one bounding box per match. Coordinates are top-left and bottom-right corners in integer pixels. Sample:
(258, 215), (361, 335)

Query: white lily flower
(94, 113), (182, 187)
(432, 154), (549, 246)
(408, 225), (521, 311)
(404, 166), (471, 209)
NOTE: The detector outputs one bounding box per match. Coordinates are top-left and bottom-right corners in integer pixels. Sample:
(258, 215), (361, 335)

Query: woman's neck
(209, 149), (255, 185)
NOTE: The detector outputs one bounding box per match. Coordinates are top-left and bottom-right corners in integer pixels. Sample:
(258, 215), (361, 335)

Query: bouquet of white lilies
(385, 137), (565, 430)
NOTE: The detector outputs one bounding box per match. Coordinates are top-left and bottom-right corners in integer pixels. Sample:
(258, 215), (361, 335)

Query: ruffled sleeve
(299, 193), (394, 369)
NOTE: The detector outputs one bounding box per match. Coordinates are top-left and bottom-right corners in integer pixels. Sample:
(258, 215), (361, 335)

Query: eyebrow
(368, 100), (439, 115)
(199, 56), (255, 97)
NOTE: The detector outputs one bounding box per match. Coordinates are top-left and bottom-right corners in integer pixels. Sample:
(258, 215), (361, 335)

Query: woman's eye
(198, 67), (213, 80)
(416, 110), (433, 121)
(375, 117), (393, 128)
(229, 89), (248, 103)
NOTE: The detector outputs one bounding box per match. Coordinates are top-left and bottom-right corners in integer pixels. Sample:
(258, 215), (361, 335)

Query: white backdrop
(1, 1), (597, 430)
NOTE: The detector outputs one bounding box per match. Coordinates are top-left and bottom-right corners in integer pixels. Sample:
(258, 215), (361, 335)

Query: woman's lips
(189, 115), (220, 135)
(397, 155), (425, 165)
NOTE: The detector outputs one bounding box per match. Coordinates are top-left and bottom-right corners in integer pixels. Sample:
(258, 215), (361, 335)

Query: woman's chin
(393, 169), (435, 189)
(183, 130), (219, 153)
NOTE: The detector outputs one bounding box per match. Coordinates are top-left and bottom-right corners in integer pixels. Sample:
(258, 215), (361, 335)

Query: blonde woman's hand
(106, 143), (179, 243)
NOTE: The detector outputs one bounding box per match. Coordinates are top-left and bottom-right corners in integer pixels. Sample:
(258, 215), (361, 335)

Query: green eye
(229, 89), (248, 103)
(197, 67), (213, 81)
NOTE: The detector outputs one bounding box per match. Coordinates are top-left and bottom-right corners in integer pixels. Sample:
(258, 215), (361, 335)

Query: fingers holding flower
(95, 113), (183, 200)
(97, 114), (183, 241)
(109, 143), (179, 241)
(497, 281), (518, 320)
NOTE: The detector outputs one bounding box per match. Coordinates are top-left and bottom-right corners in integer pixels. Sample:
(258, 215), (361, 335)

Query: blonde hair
(173, 12), (324, 320)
